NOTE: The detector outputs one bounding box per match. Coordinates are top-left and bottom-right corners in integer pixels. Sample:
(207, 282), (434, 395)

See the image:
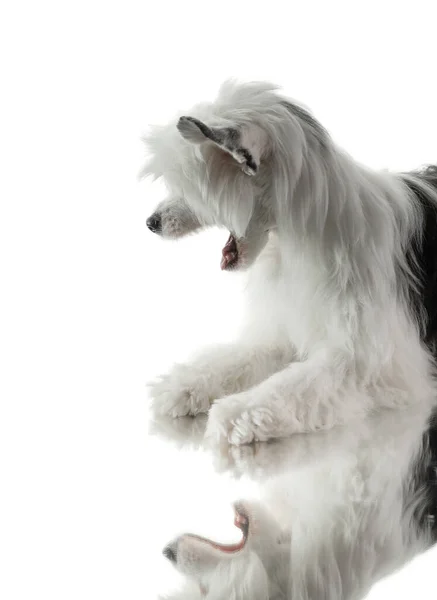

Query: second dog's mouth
(184, 503), (249, 553)
(221, 233), (240, 271)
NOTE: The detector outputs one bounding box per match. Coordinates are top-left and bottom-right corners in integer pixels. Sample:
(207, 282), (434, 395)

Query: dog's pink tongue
(221, 234), (237, 270)
(221, 252), (237, 270)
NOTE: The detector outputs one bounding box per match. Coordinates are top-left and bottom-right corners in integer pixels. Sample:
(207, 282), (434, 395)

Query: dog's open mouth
(186, 502), (249, 553)
(221, 233), (239, 271)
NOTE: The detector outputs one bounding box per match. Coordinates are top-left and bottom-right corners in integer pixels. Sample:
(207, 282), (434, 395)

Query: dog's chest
(246, 247), (332, 353)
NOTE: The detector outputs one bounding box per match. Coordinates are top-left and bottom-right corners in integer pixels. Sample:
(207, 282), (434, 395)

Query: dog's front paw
(205, 395), (276, 445)
(148, 365), (213, 418)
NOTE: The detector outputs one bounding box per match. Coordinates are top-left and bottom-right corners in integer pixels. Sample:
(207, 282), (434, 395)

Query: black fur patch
(239, 148), (258, 173)
(403, 165), (437, 541)
(405, 166), (437, 350)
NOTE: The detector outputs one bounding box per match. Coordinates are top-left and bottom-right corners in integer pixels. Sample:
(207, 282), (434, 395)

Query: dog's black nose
(162, 544), (177, 563)
(146, 213), (162, 234)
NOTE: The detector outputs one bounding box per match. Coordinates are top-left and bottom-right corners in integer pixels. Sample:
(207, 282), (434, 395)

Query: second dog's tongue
(221, 234), (237, 270)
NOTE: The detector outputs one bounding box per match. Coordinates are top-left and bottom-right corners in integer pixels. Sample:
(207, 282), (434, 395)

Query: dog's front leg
(205, 350), (370, 445)
(148, 342), (294, 418)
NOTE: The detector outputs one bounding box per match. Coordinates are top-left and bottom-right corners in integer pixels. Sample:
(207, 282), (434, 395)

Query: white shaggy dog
(143, 80), (437, 447)
(144, 81), (437, 599)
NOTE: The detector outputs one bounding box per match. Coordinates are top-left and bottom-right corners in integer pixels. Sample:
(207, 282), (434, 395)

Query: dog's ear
(177, 116), (268, 176)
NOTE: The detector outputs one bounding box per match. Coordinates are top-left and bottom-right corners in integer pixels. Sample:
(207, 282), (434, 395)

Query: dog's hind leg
(148, 342), (294, 418)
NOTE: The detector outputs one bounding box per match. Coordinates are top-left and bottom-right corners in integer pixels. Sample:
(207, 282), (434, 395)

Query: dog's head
(162, 500), (290, 599)
(143, 80), (329, 271)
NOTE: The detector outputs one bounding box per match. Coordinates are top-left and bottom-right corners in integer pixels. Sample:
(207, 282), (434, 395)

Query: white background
(1, 1), (437, 598)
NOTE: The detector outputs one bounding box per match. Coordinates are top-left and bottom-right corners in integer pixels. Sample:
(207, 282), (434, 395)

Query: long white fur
(144, 80), (437, 445)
